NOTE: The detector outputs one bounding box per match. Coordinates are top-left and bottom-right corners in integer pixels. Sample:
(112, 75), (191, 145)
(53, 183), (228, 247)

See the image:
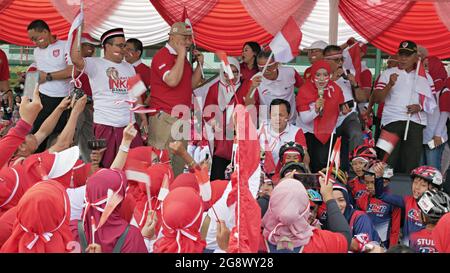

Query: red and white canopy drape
(0, 0), (449, 58)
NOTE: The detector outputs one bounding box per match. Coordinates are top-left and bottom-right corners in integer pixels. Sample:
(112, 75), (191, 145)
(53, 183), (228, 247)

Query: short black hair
(27, 20), (50, 32)
(270, 99), (291, 115)
(323, 45), (342, 56)
(126, 38), (144, 58)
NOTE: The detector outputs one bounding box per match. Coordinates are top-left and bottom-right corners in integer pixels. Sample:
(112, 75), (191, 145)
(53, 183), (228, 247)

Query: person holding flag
(147, 21), (204, 177)
(373, 40), (436, 173)
(70, 26), (146, 168)
(297, 60), (346, 173)
(125, 38), (151, 104)
(203, 56), (254, 180)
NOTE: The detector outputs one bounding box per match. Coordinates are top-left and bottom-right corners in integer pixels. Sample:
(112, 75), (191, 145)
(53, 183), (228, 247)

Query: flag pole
(403, 57), (421, 141)
(76, 1), (84, 51)
(249, 51), (273, 98)
(324, 133), (334, 184)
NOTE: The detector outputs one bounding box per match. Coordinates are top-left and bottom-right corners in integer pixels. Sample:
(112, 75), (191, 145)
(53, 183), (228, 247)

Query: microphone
(318, 87), (324, 117)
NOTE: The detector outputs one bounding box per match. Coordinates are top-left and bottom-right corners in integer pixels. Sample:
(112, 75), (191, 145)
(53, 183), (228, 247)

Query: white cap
(81, 34), (100, 46)
(304, 40), (328, 50)
(48, 146), (80, 179)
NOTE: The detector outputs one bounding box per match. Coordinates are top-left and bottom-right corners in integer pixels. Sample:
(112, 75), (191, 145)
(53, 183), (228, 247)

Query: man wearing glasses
(27, 19), (73, 152)
(324, 45), (366, 172)
(147, 22), (204, 177)
(125, 38), (151, 104)
(70, 28), (146, 168)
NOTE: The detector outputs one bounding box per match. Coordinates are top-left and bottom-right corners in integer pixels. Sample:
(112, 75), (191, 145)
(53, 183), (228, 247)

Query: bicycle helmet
(280, 161), (308, 178)
(417, 190), (450, 221)
(320, 166), (348, 185)
(279, 141), (305, 163)
(307, 189), (323, 205)
(411, 166), (443, 190)
(350, 143), (377, 162)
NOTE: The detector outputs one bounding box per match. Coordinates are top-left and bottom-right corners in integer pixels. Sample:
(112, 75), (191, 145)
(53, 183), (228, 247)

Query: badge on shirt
(53, 49), (60, 58)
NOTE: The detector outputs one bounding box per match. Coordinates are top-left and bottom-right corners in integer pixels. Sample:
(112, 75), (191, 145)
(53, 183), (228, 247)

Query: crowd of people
(0, 18), (449, 253)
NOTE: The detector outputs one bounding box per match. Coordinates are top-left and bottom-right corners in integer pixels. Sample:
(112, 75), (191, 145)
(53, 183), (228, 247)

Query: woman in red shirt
(240, 41), (261, 82)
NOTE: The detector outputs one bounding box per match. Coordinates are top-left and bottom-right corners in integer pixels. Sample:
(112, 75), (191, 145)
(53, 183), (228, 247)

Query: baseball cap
(80, 33), (100, 46)
(169, 22), (192, 36)
(398, 40), (417, 56)
(304, 40), (328, 50)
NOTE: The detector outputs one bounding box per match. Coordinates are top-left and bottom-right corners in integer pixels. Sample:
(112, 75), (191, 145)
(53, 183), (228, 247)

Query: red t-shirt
(410, 228), (437, 253)
(0, 49), (10, 81)
(134, 61), (151, 102)
(240, 62), (258, 82)
(149, 45), (193, 115)
(360, 69), (373, 89)
(303, 229), (348, 253)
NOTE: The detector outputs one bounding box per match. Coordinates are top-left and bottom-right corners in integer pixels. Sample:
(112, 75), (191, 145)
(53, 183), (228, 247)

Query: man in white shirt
(70, 28), (147, 168)
(373, 40), (435, 173)
(251, 50), (304, 124)
(27, 19), (73, 152)
(324, 45), (366, 172)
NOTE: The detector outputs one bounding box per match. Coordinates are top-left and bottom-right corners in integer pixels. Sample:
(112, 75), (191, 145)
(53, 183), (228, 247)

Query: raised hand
(19, 83), (43, 125)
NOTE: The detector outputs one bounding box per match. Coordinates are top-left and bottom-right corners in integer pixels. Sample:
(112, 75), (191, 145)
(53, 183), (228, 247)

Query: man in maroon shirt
(125, 38), (151, 104)
(148, 22), (204, 176)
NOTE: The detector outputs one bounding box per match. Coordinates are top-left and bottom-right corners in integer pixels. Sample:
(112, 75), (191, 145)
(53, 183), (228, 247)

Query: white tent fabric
(89, 0), (170, 46)
(300, 0), (366, 49)
(86, 0), (363, 48)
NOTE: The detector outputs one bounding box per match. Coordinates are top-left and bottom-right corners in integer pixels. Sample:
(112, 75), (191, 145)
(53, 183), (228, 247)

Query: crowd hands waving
(0, 18), (449, 254)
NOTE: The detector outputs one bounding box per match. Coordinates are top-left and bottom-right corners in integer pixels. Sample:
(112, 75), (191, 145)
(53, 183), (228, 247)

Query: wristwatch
(46, 73), (53, 82)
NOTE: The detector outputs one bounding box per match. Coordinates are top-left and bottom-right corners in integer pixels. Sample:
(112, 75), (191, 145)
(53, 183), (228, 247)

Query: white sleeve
(375, 70), (390, 90)
(83, 57), (96, 77)
(434, 111), (449, 137)
(299, 102), (319, 124)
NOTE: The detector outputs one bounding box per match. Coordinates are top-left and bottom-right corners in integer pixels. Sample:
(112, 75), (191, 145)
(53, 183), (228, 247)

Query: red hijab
(133, 163), (174, 231)
(426, 56), (447, 92)
(169, 173), (199, 192)
(81, 168), (129, 253)
(153, 187), (206, 253)
(296, 60), (344, 144)
(1, 180), (73, 253)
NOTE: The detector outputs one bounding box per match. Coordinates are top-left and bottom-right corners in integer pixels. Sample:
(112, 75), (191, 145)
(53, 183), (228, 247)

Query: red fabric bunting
(0, 0), (13, 14)
(149, 0), (218, 25)
(0, 0), (70, 46)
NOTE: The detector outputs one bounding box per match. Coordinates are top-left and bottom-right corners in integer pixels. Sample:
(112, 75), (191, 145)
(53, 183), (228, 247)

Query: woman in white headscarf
(203, 57), (256, 181)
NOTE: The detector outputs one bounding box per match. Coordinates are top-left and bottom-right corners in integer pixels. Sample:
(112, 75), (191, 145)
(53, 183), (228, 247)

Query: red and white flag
(416, 59), (437, 114)
(130, 104), (158, 114)
(325, 137), (341, 185)
(343, 42), (363, 85)
(376, 129), (399, 162)
(157, 175), (170, 202)
(193, 165), (211, 202)
(65, 5), (84, 65)
(216, 51), (234, 80)
(260, 126), (276, 175)
(227, 106), (261, 253)
(181, 7), (196, 46)
(269, 16), (302, 63)
(127, 74), (147, 99)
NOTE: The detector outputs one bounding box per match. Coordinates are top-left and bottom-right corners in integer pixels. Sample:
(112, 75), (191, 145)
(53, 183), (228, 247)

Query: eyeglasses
(112, 43), (126, 49)
(325, 57), (344, 63)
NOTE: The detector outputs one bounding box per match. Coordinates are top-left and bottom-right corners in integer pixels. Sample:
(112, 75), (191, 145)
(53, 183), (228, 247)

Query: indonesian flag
(376, 129), (400, 162)
(343, 42), (363, 86)
(130, 104), (158, 114)
(416, 59), (437, 114)
(260, 126), (276, 175)
(440, 88), (450, 113)
(157, 175), (170, 202)
(227, 106), (261, 253)
(325, 137), (341, 185)
(181, 7), (196, 46)
(216, 51), (234, 80)
(65, 6), (84, 65)
(269, 16), (302, 63)
(193, 165), (211, 202)
(127, 74), (147, 99)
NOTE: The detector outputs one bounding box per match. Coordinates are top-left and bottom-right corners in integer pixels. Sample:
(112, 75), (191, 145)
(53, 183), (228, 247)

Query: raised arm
(70, 26), (85, 72)
(373, 73), (398, 103)
(48, 95), (86, 153)
(110, 123), (138, 170)
(163, 42), (186, 88)
(34, 96), (71, 146)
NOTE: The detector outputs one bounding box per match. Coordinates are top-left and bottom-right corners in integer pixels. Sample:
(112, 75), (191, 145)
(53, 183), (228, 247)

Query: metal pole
(329, 0), (339, 45)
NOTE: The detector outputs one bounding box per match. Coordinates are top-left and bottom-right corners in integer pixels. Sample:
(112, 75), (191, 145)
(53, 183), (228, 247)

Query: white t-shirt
(376, 67), (434, 126)
(257, 66), (299, 123)
(33, 40), (71, 97)
(423, 93), (448, 144)
(84, 57), (136, 127)
(335, 77), (357, 127)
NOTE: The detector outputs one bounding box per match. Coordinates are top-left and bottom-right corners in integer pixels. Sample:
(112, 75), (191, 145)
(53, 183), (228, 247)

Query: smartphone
(339, 99), (355, 111)
(70, 87), (85, 101)
(24, 71), (40, 98)
(88, 139), (107, 150)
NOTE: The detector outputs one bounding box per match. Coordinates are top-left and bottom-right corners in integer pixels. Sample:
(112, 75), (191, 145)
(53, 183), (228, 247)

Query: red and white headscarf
(153, 187), (206, 253)
(1, 180), (73, 253)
